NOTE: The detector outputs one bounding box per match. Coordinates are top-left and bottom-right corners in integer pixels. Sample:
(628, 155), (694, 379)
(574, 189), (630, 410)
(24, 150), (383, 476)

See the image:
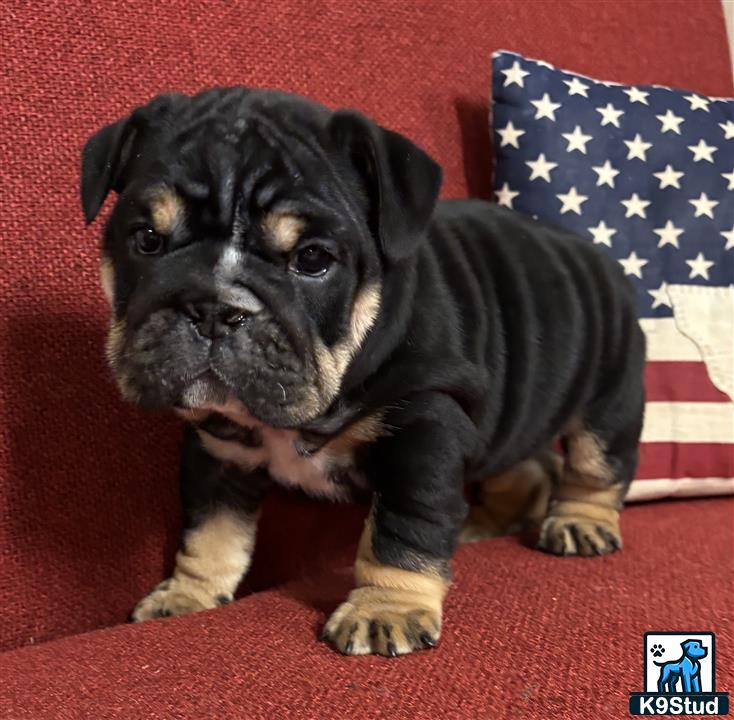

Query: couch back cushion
(1, 0), (731, 651)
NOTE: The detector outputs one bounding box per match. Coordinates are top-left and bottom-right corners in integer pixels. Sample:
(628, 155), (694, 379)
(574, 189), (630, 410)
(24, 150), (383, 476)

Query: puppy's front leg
(323, 395), (471, 656)
(132, 426), (271, 621)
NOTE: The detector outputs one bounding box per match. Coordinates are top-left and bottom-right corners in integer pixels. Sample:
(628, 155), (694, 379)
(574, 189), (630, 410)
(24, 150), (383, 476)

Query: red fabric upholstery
(0, 499), (731, 719)
(0, 0), (732, 662)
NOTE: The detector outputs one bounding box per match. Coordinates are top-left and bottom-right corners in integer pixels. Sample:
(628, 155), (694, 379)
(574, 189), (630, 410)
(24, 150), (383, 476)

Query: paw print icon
(650, 643), (665, 658)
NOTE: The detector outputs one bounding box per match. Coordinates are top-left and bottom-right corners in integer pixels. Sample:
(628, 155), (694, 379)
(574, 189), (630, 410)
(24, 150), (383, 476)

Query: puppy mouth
(175, 369), (230, 410)
(112, 308), (324, 427)
(175, 367), (292, 415)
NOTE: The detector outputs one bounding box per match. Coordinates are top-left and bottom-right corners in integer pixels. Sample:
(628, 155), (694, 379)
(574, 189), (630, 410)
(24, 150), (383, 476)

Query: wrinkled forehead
(127, 103), (354, 236)
(144, 184), (309, 256)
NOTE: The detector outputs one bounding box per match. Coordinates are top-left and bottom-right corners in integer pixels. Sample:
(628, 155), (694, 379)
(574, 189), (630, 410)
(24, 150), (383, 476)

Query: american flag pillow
(491, 51), (733, 502)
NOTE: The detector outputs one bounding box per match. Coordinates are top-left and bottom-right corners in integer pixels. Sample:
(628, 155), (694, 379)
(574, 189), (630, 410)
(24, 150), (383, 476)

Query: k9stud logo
(629, 632), (729, 715)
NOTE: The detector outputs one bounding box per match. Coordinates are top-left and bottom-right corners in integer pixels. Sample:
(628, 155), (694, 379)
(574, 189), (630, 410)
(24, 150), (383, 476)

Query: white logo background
(645, 632), (714, 693)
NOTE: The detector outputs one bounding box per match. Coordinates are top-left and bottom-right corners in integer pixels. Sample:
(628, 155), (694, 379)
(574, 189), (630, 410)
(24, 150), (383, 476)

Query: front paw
(537, 512), (621, 556)
(130, 578), (233, 622)
(322, 586), (441, 657)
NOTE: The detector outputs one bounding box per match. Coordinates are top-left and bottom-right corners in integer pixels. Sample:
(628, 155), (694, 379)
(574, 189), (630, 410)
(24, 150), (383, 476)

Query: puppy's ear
(80, 116), (137, 224)
(329, 110), (442, 263)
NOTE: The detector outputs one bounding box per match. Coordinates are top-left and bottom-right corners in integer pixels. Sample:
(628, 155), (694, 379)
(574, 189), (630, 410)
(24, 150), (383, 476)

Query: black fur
(81, 88), (645, 586)
(179, 426), (271, 529)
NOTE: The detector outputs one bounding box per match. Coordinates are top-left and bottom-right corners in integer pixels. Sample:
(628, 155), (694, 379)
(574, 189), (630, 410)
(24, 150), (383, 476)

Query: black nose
(183, 301), (255, 339)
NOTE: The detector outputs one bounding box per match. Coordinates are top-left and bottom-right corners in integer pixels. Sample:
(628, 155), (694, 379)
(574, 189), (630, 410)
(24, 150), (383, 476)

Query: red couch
(1, 1), (732, 717)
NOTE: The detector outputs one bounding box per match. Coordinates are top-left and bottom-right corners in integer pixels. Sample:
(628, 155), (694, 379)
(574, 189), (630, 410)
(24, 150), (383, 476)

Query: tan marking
(105, 318), (125, 370)
(565, 421), (613, 485)
(197, 429), (264, 474)
(354, 518), (448, 604)
(553, 483), (625, 510)
(131, 508), (258, 622)
(150, 188), (184, 235)
(314, 282), (382, 404)
(99, 256), (114, 306)
(263, 212), (305, 253)
(349, 282), (382, 347)
(104, 318), (142, 403)
(323, 511), (447, 656)
(459, 453), (557, 542)
(548, 497), (620, 525)
(324, 412), (386, 460)
(174, 509), (258, 592)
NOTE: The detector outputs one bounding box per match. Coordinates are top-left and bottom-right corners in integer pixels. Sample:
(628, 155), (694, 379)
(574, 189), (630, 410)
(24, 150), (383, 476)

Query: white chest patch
(186, 401), (358, 500)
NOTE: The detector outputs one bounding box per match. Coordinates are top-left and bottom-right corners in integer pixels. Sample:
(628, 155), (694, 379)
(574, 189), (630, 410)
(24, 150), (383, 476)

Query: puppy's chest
(195, 412), (366, 499)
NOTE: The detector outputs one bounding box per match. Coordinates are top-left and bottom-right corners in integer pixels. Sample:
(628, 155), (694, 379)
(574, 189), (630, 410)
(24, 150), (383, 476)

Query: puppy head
(81, 89), (441, 427)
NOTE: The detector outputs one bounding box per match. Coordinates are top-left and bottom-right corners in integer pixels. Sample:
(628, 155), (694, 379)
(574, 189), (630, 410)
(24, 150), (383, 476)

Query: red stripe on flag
(637, 442), (734, 480)
(644, 361), (730, 402)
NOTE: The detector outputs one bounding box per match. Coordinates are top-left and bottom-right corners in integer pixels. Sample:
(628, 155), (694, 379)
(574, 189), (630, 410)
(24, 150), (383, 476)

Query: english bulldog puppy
(80, 88), (645, 656)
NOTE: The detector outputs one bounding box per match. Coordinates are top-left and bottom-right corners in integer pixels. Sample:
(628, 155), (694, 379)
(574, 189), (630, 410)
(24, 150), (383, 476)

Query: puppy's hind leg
(538, 390), (644, 556)
(459, 451), (558, 543)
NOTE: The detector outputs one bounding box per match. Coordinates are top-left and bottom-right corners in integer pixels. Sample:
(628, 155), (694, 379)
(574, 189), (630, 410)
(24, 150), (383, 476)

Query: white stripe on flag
(640, 317), (701, 361)
(628, 477), (734, 502)
(641, 401), (734, 443)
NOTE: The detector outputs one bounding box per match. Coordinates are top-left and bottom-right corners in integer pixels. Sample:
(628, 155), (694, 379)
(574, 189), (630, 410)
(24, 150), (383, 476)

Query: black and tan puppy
(80, 88), (645, 657)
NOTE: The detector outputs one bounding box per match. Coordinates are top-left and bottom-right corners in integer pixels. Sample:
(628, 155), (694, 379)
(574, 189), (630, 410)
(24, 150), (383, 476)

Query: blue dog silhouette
(655, 639), (707, 693)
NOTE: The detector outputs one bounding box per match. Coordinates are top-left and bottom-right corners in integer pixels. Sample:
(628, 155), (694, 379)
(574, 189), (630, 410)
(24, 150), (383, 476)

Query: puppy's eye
(289, 245), (334, 277)
(132, 227), (165, 256)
